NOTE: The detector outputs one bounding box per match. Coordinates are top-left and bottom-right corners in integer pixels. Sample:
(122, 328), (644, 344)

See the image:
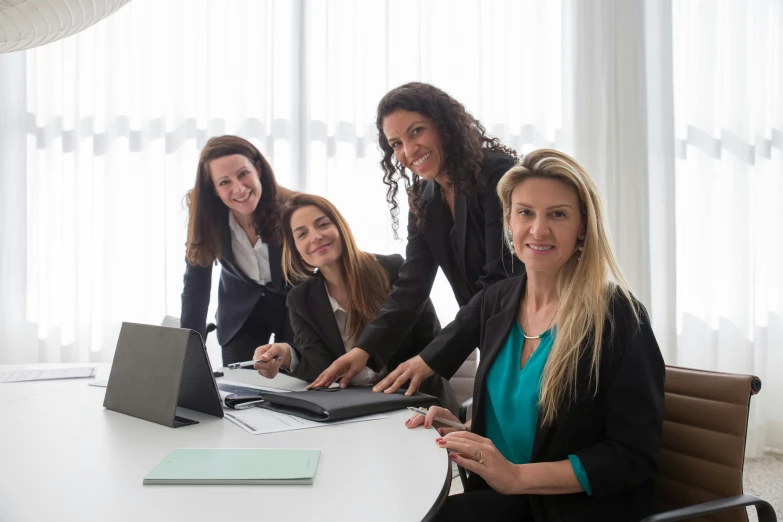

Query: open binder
(254, 386), (439, 422)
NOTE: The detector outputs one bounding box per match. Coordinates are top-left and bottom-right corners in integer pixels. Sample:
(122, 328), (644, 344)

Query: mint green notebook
(143, 448), (320, 485)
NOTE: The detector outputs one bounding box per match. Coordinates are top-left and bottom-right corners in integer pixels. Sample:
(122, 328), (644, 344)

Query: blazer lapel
(472, 275), (527, 435)
(220, 219), (235, 265)
(472, 309), (517, 431)
(307, 282), (347, 359)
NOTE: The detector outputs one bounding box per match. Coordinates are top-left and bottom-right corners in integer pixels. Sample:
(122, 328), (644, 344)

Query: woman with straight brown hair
(252, 193), (457, 412)
(181, 135), (294, 365)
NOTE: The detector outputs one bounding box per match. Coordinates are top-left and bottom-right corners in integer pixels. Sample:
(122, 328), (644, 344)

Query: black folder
(254, 386), (439, 422)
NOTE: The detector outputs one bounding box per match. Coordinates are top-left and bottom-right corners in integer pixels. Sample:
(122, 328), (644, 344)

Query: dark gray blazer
(180, 219), (288, 346)
(284, 253), (457, 412)
(420, 274), (665, 522)
(355, 151), (524, 372)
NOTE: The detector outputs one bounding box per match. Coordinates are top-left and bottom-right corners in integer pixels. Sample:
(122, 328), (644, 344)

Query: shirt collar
(227, 211), (244, 237)
(323, 281), (346, 314)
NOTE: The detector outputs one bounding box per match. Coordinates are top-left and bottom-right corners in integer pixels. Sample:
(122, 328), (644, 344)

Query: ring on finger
(473, 448), (485, 465)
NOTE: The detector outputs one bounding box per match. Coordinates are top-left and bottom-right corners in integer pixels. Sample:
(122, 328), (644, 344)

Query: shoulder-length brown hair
(185, 135), (291, 267)
(281, 194), (390, 341)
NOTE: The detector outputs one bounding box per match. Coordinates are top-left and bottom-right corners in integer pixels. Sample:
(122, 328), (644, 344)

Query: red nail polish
(424, 422), (429, 428)
(449, 453), (458, 460)
(437, 439), (446, 445)
(437, 429), (444, 436)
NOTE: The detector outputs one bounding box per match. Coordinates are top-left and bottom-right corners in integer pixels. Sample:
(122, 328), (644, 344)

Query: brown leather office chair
(642, 366), (776, 522)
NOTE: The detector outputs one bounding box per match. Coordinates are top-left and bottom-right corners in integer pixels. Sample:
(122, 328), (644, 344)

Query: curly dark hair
(185, 135), (291, 267)
(376, 82), (517, 237)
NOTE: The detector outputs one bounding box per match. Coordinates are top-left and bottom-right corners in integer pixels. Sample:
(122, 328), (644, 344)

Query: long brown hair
(376, 82), (517, 237)
(497, 149), (638, 425)
(185, 135), (291, 267)
(281, 194), (390, 341)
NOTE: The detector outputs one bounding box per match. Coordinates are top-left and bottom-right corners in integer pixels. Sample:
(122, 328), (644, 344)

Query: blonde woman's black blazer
(419, 274), (666, 522)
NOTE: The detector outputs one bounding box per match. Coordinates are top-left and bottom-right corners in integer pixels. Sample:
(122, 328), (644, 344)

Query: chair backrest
(656, 365), (761, 522)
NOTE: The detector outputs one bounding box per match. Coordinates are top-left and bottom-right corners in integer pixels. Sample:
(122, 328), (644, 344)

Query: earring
(578, 233), (586, 241)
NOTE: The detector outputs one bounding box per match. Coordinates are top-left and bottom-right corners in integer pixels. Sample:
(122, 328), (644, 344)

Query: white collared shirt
(288, 282), (387, 386)
(228, 211), (271, 286)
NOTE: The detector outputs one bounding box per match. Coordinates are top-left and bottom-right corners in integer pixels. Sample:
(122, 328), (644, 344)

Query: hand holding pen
(406, 406), (468, 435)
(244, 343), (293, 379)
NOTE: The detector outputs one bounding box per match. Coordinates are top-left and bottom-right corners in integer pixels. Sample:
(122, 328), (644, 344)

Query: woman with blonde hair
(376, 149), (665, 521)
(251, 193), (457, 412)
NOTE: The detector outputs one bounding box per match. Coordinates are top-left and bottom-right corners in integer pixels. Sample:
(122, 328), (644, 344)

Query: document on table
(0, 366), (97, 383)
(224, 407), (387, 435)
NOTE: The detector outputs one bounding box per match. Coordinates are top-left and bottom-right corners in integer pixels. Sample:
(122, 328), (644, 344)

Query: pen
(407, 406), (467, 431)
(227, 356), (280, 370)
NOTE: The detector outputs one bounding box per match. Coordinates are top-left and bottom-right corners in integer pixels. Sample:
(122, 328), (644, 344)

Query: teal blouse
(484, 322), (593, 496)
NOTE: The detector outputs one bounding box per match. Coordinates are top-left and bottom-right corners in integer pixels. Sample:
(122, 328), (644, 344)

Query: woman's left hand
(436, 431), (525, 495)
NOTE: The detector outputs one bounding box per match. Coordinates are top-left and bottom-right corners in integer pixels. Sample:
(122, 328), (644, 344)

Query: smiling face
(290, 205), (344, 270)
(208, 154), (262, 217)
(382, 109), (446, 182)
(508, 177), (585, 276)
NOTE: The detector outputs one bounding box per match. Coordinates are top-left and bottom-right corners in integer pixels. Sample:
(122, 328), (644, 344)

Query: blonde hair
(497, 149), (638, 426)
(280, 194), (390, 341)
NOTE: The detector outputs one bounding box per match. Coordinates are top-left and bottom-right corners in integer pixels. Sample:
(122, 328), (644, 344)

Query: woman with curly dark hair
(180, 135), (295, 365)
(308, 82), (523, 391)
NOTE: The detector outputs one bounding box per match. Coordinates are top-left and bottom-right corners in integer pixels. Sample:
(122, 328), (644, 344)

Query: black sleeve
(477, 155), (519, 289)
(418, 287), (485, 380)
(355, 212), (439, 372)
(180, 261), (213, 339)
(573, 297), (666, 498)
(284, 294), (340, 383)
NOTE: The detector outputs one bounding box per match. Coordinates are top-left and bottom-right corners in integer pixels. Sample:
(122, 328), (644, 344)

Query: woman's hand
(437, 431), (525, 495)
(372, 355), (434, 395)
(405, 406), (467, 435)
(306, 347), (370, 389)
(252, 343), (292, 379)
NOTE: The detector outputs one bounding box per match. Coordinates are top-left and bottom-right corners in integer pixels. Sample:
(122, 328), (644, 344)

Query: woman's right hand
(405, 406), (466, 435)
(372, 355), (434, 395)
(252, 343), (292, 379)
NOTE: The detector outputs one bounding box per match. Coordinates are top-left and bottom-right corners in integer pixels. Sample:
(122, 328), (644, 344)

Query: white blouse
(228, 211), (272, 286)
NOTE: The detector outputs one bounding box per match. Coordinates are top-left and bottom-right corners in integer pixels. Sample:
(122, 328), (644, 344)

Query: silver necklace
(521, 307), (558, 340)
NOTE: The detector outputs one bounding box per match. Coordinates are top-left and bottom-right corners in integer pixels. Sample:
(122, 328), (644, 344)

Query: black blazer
(356, 151), (523, 372)
(180, 218), (289, 346)
(420, 275), (665, 522)
(284, 254), (442, 382)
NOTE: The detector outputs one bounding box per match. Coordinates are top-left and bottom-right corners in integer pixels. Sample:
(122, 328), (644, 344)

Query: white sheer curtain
(671, 0), (783, 455)
(1, 0), (781, 454)
(0, 0), (566, 363)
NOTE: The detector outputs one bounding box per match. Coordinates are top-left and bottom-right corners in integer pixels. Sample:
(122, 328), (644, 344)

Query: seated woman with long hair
(379, 149), (665, 521)
(251, 193), (458, 413)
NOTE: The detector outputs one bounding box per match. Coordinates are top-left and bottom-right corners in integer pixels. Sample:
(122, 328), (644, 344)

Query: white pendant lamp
(0, 0), (131, 53)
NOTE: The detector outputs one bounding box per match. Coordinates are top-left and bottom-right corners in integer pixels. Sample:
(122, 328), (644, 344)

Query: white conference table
(0, 364), (451, 522)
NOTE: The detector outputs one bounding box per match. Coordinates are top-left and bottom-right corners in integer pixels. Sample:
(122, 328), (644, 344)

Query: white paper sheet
(224, 407), (387, 435)
(0, 366), (96, 383)
(217, 380), (292, 395)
